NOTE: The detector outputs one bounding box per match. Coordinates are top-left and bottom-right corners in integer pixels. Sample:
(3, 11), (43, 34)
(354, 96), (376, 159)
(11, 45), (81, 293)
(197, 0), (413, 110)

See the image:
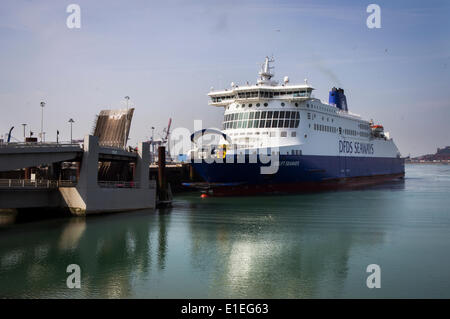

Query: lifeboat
(371, 124), (384, 137)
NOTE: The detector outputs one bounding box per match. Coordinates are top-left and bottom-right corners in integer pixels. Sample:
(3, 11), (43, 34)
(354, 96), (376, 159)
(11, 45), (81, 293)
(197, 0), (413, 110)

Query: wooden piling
(189, 165), (195, 181)
(158, 146), (168, 201)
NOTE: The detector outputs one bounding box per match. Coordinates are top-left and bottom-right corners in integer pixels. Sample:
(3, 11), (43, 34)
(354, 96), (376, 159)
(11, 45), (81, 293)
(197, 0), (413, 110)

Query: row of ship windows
(314, 123), (337, 133)
(224, 119), (300, 130)
(233, 131), (298, 139)
(313, 124), (372, 138)
(233, 149), (303, 156)
(308, 112), (370, 136)
(307, 112), (335, 123)
(344, 129), (358, 136)
(359, 123), (371, 131)
(229, 131), (296, 136)
(359, 131), (371, 137)
(307, 103), (336, 113)
(228, 102), (299, 109)
(212, 90), (311, 102)
(225, 111), (300, 122)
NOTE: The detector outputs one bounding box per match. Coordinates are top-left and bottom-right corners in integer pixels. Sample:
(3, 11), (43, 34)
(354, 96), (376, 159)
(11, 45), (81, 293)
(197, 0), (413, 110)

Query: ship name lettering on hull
(339, 141), (374, 155)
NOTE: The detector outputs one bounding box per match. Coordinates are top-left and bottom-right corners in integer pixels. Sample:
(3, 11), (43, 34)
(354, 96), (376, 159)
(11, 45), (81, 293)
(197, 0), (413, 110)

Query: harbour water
(1, 164), (449, 298)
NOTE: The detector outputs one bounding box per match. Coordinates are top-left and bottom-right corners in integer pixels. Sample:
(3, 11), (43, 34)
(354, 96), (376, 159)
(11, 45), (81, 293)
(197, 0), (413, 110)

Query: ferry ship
(186, 57), (404, 195)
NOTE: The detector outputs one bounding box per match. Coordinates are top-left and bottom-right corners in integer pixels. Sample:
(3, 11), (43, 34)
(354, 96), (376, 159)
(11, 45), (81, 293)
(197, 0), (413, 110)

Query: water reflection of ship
(0, 180), (406, 297)
(186, 189), (401, 298)
(188, 221), (361, 297)
(0, 210), (171, 298)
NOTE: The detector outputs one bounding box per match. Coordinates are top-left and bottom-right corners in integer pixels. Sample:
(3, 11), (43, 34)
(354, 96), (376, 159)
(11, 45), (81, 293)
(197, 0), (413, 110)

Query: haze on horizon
(0, 0), (448, 157)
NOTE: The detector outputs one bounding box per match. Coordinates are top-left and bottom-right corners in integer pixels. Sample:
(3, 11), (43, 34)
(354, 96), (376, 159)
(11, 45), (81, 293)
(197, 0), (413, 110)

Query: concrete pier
(60, 136), (155, 215)
(0, 135), (156, 215)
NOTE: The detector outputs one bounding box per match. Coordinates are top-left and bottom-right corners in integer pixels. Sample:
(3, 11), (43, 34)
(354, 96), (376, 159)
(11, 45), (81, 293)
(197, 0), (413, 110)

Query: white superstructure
(207, 57), (401, 159)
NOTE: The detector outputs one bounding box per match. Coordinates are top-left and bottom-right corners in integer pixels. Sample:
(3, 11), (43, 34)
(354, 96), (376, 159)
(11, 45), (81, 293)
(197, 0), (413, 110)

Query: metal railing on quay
(99, 142), (128, 149)
(0, 179), (156, 189)
(0, 142), (82, 149)
(98, 180), (157, 189)
(98, 181), (140, 188)
(0, 179), (77, 189)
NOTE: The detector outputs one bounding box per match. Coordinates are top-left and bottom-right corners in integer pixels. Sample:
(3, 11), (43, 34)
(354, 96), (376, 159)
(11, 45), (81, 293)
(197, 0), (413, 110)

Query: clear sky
(0, 0), (448, 156)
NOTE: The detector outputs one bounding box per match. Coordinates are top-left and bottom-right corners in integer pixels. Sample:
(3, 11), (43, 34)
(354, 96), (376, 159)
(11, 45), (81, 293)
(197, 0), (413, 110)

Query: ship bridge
(208, 57), (315, 107)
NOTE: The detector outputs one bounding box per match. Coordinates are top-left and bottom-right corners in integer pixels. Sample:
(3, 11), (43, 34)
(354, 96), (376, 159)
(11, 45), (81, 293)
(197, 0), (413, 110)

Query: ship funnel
(329, 87), (348, 111)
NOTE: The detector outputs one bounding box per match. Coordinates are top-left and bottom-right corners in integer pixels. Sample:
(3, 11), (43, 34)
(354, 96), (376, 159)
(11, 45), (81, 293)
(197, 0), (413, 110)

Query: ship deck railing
(209, 95), (313, 106)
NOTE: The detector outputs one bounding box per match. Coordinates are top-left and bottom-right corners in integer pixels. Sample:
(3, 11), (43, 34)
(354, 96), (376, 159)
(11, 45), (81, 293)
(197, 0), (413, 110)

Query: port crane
(151, 118), (172, 162)
(161, 118), (172, 145)
(161, 118), (172, 161)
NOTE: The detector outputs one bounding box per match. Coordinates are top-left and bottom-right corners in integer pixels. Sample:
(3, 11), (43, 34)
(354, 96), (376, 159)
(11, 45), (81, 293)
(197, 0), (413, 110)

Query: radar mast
(257, 56), (277, 86)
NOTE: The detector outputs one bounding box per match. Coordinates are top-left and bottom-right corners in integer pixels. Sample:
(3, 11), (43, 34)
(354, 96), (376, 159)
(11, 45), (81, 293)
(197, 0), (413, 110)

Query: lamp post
(68, 118), (75, 143)
(40, 101), (45, 143)
(124, 96), (130, 149)
(151, 126), (155, 156)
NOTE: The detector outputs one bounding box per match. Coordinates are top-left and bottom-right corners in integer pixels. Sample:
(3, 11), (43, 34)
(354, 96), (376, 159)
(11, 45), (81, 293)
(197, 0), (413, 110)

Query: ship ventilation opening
(329, 87), (348, 112)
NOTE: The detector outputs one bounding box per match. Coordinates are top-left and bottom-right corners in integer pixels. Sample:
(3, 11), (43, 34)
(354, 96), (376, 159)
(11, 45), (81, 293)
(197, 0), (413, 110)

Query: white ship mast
(257, 56), (278, 86)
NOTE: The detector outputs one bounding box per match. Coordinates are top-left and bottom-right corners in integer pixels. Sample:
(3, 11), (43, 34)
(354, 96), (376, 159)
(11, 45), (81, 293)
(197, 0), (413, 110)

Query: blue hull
(191, 155), (405, 185)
